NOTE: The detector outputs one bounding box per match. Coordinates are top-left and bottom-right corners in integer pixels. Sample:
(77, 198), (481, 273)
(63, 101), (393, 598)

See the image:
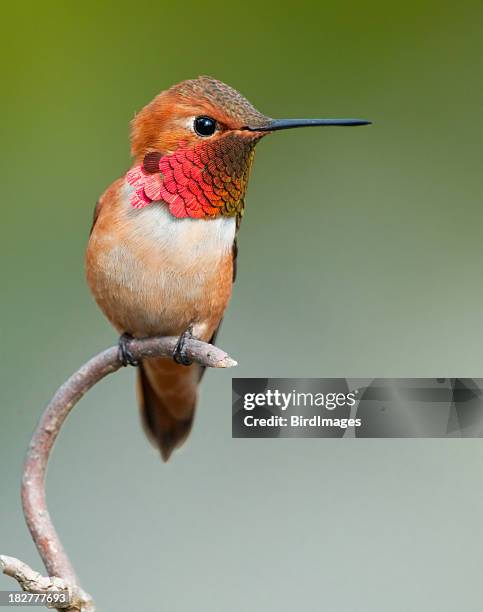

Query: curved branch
(2, 336), (236, 610)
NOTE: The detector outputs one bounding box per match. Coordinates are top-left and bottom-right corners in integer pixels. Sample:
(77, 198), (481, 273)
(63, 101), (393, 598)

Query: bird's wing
(89, 178), (125, 235)
(89, 198), (102, 235)
(198, 219), (240, 381)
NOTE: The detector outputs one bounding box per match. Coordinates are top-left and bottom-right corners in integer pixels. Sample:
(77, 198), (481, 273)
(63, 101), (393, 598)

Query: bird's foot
(118, 333), (139, 367)
(173, 327), (194, 366)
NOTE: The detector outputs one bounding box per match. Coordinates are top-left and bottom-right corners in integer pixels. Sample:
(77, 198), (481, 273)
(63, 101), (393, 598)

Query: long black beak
(243, 118), (371, 132)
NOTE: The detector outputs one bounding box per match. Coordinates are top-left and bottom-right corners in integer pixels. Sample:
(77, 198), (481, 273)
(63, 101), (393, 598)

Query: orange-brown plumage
(130, 77), (268, 162)
(87, 77), (266, 459)
(86, 175), (234, 459)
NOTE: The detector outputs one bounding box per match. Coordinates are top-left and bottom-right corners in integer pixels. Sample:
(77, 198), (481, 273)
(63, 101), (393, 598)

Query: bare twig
(0, 556), (93, 612)
(2, 336), (237, 611)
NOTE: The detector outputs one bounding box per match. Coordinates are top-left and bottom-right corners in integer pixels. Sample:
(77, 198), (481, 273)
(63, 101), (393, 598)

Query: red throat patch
(126, 134), (259, 219)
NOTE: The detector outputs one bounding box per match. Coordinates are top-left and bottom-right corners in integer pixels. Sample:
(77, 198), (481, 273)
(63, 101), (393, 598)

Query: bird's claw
(118, 333), (139, 367)
(173, 327), (194, 366)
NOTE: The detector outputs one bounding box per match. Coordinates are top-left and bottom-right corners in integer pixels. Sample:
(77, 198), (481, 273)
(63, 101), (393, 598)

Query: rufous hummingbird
(86, 76), (370, 460)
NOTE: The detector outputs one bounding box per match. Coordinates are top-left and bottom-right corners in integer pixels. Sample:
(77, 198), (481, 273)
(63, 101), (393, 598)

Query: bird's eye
(194, 116), (217, 137)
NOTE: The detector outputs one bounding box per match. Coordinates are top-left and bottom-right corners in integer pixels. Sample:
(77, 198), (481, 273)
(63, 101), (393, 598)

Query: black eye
(194, 116), (217, 137)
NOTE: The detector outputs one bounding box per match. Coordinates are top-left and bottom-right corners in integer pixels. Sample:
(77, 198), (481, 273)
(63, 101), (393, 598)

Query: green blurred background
(2, 1), (483, 610)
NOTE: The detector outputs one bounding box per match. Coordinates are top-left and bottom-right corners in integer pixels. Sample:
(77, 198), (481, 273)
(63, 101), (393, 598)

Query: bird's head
(127, 76), (370, 218)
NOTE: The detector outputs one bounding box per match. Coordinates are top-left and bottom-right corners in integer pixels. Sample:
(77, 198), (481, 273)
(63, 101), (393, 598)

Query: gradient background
(2, 1), (483, 610)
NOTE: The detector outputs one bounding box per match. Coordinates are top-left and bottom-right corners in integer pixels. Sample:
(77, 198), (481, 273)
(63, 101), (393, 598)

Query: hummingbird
(86, 76), (370, 461)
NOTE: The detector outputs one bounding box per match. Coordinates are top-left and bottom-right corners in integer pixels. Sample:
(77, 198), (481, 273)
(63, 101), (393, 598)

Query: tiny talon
(118, 333), (139, 367)
(173, 327), (194, 366)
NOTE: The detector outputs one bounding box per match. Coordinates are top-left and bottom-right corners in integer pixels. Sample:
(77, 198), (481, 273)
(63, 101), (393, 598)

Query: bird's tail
(137, 357), (201, 461)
